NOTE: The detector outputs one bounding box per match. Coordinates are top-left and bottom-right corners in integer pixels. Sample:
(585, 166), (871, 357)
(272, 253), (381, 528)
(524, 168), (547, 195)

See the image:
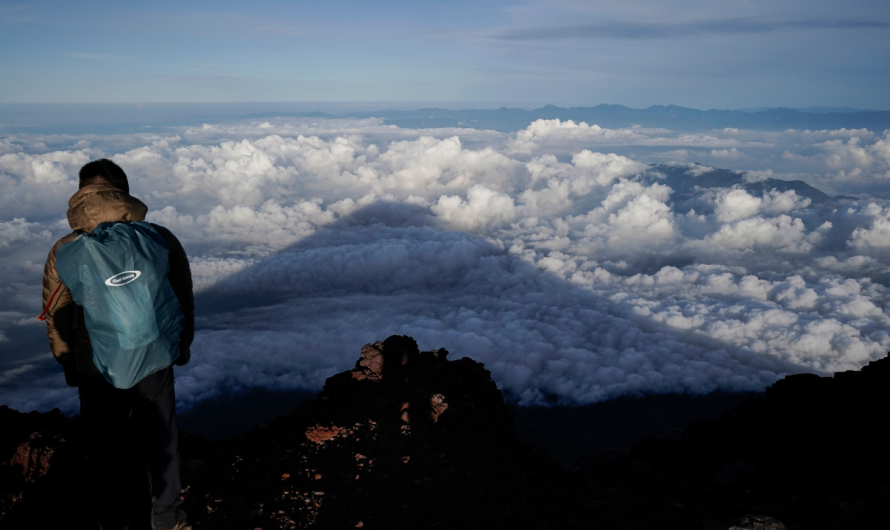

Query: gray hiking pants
(79, 366), (181, 530)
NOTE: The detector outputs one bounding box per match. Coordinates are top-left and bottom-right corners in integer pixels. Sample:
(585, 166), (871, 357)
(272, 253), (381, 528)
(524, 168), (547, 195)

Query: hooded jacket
(41, 178), (194, 376)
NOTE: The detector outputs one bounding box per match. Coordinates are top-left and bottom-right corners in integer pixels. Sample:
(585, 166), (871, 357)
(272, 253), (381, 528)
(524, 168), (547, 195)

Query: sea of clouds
(1, 116), (889, 413)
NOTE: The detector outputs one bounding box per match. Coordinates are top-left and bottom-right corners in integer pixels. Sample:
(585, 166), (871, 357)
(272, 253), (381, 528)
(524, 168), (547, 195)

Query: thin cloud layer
(0, 117), (888, 413)
(495, 17), (890, 41)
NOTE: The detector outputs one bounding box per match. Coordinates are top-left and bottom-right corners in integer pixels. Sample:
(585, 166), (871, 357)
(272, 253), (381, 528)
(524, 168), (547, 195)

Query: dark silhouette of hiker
(39, 159), (194, 530)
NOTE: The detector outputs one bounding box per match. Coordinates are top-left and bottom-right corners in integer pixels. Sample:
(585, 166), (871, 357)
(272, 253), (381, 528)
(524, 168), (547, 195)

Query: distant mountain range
(0, 103), (890, 134)
(264, 104), (890, 132)
(649, 164), (837, 206)
(737, 107), (882, 114)
(3, 103), (889, 135)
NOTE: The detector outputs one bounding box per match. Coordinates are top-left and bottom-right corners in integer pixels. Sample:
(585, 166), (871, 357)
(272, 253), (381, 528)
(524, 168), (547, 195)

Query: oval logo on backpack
(105, 270), (142, 287)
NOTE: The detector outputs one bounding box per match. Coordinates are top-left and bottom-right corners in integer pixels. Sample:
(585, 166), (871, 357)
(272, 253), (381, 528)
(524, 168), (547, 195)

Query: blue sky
(1, 1), (889, 109)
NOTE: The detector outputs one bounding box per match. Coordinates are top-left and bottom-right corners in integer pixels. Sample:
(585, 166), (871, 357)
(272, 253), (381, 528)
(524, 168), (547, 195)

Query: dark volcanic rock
(1, 341), (888, 530)
(575, 353), (890, 529)
(180, 335), (593, 529)
(0, 406), (89, 524)
(727, 514), (787, 530)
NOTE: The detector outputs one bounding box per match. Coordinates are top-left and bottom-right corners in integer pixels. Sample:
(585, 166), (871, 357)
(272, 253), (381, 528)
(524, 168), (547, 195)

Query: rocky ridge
(1, 337), (889, 529)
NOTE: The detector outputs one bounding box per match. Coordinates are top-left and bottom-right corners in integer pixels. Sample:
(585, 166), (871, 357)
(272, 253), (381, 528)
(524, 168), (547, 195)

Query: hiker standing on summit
(39, 159), (194, 530)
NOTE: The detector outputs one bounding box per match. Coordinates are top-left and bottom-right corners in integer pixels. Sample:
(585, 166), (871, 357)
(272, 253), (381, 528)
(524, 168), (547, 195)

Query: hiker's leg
(79, 373), (132, 530)
(132, 366), (181, 529)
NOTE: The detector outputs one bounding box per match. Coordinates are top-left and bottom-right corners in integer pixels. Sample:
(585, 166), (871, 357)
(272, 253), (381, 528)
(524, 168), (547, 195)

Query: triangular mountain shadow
(190, 199), (818, 400)
(194, 201), (444, 315)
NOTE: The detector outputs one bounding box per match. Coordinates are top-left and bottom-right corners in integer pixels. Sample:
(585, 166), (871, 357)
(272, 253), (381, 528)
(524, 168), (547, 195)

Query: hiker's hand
(63, 364), (81, 387)
(175, 346), (190, 366)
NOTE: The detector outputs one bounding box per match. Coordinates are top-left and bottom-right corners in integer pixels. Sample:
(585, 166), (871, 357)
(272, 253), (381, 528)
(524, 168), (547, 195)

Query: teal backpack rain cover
(55, 221), (184, 389)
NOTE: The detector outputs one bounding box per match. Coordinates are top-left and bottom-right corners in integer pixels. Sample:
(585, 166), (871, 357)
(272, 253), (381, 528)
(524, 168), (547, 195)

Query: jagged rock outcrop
(0, 406), (86, 522)
(1, 340), (888, 530)
(573, 354), (890, 529)
(179, 335), (590, 529)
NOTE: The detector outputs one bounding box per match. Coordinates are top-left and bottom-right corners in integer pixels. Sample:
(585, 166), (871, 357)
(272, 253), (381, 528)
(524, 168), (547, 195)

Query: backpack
(55, 221), (184, 389)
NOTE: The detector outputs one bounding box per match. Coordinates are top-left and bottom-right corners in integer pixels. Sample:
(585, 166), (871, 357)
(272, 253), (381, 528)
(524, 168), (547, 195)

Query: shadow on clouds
(186, 201), (813, 415)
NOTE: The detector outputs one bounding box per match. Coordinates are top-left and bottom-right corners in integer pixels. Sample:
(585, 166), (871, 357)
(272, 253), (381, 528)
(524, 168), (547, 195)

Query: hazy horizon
(2, 102), (887, 109)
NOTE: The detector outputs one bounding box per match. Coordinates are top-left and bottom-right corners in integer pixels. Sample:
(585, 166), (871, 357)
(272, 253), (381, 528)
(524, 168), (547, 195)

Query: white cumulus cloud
(1, 116), (889, 414)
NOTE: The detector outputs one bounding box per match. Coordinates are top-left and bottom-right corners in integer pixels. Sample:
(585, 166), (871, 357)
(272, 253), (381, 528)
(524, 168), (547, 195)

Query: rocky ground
(2, 336), (888, 529)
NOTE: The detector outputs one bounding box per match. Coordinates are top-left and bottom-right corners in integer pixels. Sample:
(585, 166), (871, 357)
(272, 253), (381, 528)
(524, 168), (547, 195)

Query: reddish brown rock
(305, 425), (341, 444)
(399, 402), (410, 423)
(351, 342), (384, 382)
(429, 394), (448, 423)
(9, 433), (57, 483)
